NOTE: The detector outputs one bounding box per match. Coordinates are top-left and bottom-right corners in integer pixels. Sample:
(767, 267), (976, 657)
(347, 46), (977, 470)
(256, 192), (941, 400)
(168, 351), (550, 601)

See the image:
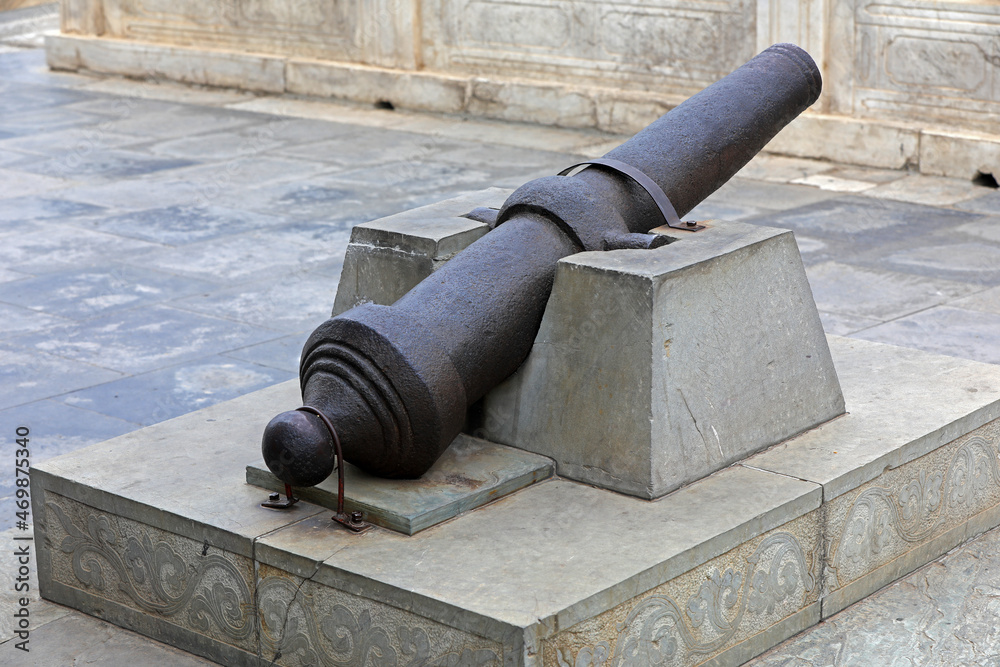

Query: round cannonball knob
(261, 410), (336, 487)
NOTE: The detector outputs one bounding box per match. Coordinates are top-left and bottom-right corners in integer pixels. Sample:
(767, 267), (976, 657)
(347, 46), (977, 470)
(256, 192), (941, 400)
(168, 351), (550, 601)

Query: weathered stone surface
(747, 512), (1000, 666)
(247, 434), (554, 535)
(921, 129), (1000, 181)
(286, 59), (467, 114)
(763, 113), (921, 170)
(473, 220), (843, 498)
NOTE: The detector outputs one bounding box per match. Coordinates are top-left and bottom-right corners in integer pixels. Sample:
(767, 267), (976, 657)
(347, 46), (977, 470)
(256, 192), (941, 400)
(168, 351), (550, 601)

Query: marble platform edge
(45, 33), (1000, 176)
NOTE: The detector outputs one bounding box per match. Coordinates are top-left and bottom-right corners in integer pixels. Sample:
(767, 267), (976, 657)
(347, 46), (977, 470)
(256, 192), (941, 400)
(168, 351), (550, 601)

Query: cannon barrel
(262, 43), (822, 484)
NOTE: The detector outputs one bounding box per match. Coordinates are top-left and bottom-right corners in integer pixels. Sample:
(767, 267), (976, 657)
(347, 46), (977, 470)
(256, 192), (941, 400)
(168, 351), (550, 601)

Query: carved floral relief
(44, 494), (256, 651)
(827, 422), (1000, 592)
(257, 565), (503, 667)
(544, 513), (820, 667)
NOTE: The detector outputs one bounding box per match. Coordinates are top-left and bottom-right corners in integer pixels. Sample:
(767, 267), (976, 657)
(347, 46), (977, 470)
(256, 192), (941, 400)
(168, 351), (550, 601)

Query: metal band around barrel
(558, 157), (705, 232)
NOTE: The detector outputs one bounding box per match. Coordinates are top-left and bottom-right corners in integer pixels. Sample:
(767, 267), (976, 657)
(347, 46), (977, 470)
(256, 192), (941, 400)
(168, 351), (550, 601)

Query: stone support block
(332, 188), (505, 315)
(475, 221), (844, 498)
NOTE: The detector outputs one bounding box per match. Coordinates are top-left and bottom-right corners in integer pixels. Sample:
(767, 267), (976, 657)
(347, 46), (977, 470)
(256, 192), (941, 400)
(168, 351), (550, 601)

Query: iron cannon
(261, 43), (822, 493)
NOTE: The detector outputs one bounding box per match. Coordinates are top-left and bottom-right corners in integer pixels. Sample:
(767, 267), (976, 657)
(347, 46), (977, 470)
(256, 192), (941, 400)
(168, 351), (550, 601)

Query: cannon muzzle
(263, 43), (822, 485)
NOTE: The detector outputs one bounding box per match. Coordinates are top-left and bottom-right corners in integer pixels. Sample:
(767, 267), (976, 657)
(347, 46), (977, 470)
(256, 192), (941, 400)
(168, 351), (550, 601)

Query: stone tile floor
(2, 9), (1000, 664)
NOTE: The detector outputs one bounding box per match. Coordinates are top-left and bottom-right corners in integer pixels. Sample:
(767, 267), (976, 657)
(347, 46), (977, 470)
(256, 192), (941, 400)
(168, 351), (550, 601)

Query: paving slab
(804, 261), (979, 322)
(170, 271), (338, 334)
(0, 126), (146, 155)
(221, 333), (308, 375)
(58, 356), (295, 427)
(956, 188), (1000, 214)
(742, 194), (984, 243)
(81, 204), (287, 245)
(0, 302), (69, 338)
(0, 265), (216, 321)
(0, 167), (70, 198)
(703, 179), (838, 211)
(7, 304), (280, 375)
(121, 228), (349, 284)
(0, 342), (123, 410)
(0, 223), (164, 274)
(0, 195), (104, 227)
(853, 305), (1000, 365)
(876, 241), (1000, 287)
(1, 606), (217, 666)
(867, 174), (990, 207)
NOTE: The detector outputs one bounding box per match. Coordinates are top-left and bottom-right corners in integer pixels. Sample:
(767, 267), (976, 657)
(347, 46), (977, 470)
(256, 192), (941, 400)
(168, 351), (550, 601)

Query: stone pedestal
(45, 0), (1000, 179)
(29, 191), (1000, 667)
(31, 337), (1000, 667)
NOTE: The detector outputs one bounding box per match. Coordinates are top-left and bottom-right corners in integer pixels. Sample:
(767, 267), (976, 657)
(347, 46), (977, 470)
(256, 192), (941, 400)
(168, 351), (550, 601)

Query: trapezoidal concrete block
(471, 220), (845, 498)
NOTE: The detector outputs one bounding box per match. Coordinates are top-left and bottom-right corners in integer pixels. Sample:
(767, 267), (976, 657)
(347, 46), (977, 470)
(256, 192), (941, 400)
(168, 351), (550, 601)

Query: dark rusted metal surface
(262, 43), (822, 486)
(260, 482), (299, 509)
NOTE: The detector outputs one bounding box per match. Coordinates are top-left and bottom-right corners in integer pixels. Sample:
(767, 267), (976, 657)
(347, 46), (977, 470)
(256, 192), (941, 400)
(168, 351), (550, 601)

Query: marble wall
(51, 0), (1000, 175)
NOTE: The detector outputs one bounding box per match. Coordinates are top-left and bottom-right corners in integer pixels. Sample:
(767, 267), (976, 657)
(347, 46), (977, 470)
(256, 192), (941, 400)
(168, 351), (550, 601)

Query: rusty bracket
(261, 482), (299, 509)
(296, 405), (373, 535)
(558, 158), (705, 232)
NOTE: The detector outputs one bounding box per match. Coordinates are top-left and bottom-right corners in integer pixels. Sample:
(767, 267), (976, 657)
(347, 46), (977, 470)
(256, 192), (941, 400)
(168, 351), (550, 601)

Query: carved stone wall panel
(825, 418), (1000, 597)
(98, 0), (418, 68)
(541, 512), (821, 667)
(756, 0), (826, 108)
(421, 0), (757, 96)
(850, 0), (1000, 131)
(257, 564), (503, 667)
(42, 493), (257, 654)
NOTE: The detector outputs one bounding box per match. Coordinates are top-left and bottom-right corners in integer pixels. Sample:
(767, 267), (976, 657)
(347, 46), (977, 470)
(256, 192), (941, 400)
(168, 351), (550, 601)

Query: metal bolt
(268, 492), (280, 502)
(685, 220), (697, 227)
(350, 511), (364, 524)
